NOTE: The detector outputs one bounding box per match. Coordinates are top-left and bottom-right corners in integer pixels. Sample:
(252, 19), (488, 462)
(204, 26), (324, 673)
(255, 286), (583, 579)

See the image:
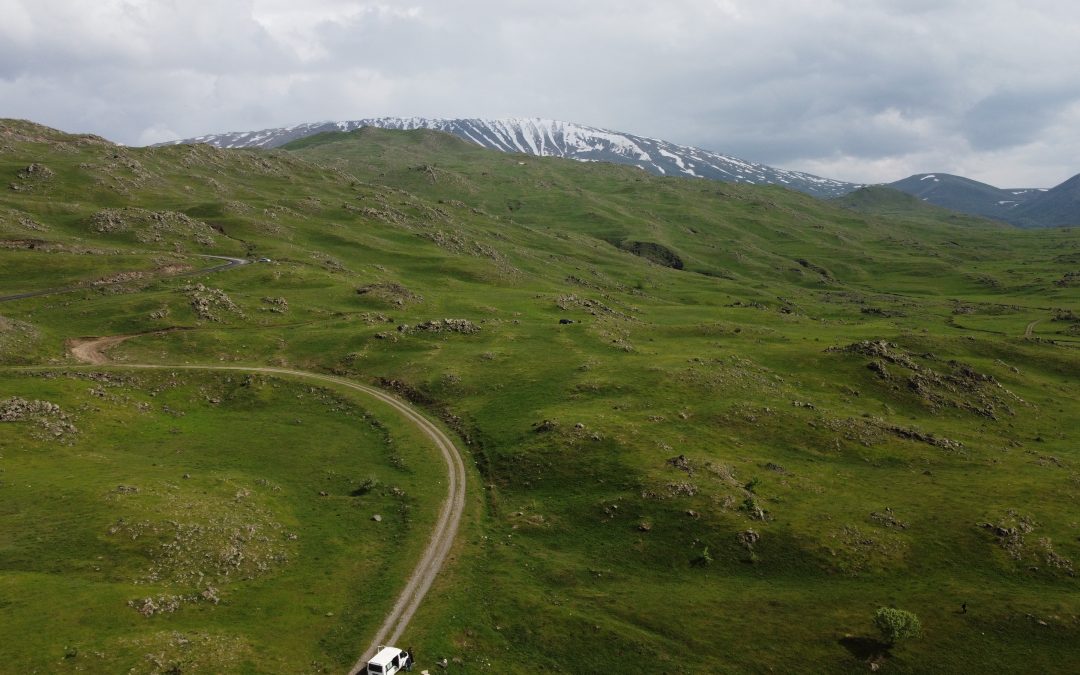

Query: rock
(318, 491), (328, 496)
(638, 521), (652, 532)
(533, 419), (558, 433)
(686, 510), (699, 519)
(372, 514), (382, 522)
(738, 529), (760, 548)
(666, 454), (694, 474)
(437, 657), (449, 668)
(559, 318), (575, 324)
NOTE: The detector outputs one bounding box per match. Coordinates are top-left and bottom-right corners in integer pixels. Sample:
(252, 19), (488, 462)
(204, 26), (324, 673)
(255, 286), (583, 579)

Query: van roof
(369, 646), (403, 667)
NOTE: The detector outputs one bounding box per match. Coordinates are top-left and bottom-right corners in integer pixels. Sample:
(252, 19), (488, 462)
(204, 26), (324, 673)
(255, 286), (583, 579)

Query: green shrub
(874, 607), (922, 645)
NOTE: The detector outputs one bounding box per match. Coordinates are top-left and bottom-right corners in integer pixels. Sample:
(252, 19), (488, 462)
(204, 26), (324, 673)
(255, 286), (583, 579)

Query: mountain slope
(1011, 173), (1080, 227)
(884, 172), (1080, 227)
(833, 185), (1009, 228)
(160, 117), (860, 198)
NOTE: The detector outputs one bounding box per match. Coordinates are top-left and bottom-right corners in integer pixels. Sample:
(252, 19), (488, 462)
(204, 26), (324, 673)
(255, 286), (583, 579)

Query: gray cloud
(1, 0), (1079, 186)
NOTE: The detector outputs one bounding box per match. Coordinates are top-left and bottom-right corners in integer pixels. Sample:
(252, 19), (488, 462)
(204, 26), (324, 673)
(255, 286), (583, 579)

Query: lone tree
(874, 607), (922, 646)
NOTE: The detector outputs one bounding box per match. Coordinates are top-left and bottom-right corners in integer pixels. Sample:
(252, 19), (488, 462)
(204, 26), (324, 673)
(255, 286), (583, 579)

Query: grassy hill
(2, 119), (1079, 672)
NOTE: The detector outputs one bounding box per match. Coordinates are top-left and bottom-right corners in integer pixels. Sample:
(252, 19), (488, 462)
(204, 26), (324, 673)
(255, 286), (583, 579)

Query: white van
(366, 645), (413, 674)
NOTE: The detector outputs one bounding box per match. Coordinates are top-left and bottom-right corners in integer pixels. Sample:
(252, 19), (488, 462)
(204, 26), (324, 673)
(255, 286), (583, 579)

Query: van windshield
(368, 665), (384, 674)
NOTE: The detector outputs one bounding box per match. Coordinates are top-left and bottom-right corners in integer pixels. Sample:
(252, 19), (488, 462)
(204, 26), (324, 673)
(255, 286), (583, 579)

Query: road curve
(1024, 319), (1041, 339)
(0, 254), (249, 303)
(58, 336), (467, 673)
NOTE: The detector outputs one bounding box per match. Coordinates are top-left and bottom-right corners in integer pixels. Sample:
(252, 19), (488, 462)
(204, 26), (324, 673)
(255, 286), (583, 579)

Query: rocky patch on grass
(260, 296), (288, 313)
(398, 318), (479, 335)
(183, 283), (244, 321)
(107, 481), (292, 599)
(795, 257), (836, 283)
(9, 162), (55, 192)
(869, 508), (909, 530)
(555, 293), (635, 320)
(118, 631), (254, 674)
(676, 354), (784, 395)
(88, 207), (216, 246)
(356, 281), (423, 306)
(828, 339), (1023, 419)
(0, 207), (47, 232)
(0, 396), (78, 441)
(822, 524), (907, 576)
(1053, 272), (1080, 288)
(823, 415), (963, 451)
(0, 315), (41, 360)
(90, 271), (145, 287)
(978, 510), (1074, 575)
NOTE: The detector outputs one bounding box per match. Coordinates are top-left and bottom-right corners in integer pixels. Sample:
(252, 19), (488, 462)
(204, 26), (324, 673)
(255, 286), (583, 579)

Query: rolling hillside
(2, 119), (1079, 673)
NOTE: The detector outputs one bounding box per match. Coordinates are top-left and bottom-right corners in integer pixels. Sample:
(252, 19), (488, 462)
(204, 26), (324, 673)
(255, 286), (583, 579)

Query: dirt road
(66, 335), (467, 674)
(1025, 319), (1041, 338)
(0, 255), (248, 303)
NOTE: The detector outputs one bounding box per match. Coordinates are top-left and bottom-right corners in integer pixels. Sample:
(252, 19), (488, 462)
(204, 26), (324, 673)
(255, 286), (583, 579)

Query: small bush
(873, 607), (921, 645)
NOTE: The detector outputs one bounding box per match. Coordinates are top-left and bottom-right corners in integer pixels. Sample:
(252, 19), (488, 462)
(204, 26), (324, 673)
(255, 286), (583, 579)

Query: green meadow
(1, 119), (1078, 672)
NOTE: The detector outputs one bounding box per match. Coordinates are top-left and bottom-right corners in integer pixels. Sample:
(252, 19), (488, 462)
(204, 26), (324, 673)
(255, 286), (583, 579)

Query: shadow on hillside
(839, 635), (891, 664)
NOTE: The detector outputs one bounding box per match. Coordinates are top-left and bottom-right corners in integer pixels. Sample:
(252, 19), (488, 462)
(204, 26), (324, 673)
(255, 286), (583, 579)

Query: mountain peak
(888, 172), (1079, 228)
(158, 117), (860, 198)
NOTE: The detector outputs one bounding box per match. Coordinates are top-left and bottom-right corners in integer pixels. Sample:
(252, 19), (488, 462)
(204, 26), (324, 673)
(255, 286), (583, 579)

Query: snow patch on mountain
(158, 117), (861, 198)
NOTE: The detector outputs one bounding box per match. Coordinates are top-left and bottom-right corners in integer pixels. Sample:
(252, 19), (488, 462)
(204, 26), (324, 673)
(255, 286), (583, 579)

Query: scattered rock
(372, 514), (383, 522)
(398, 318), (479, 335)
(260, 296), (288, 313)
(356, 282), (423, 306)
(184, 283), (244, 322)
(869, 508), (909, 530)
(0, 396), (78, 441)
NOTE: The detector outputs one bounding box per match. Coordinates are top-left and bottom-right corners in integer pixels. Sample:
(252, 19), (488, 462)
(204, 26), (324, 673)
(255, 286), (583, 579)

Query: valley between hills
(1, 118), (1079, 673)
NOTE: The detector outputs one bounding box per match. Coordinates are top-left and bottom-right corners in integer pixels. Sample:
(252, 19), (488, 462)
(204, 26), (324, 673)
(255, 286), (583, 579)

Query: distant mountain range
(158, 117), (860, 199)
(159, 117), (1078, 227)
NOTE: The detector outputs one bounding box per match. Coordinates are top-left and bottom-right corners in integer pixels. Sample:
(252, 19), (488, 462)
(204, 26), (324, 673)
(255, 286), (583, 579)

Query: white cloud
(1, 0), (1079, 186)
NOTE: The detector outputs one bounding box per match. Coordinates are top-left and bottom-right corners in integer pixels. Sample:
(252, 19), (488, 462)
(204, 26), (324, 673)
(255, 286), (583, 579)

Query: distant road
(60, 335), (467, 674)
(0, 254), (248, 303)
(1024, 319), (1042, 338)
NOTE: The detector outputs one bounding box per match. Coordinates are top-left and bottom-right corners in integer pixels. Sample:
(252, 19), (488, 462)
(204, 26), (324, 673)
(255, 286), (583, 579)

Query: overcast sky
(3, 0), (1079, 187)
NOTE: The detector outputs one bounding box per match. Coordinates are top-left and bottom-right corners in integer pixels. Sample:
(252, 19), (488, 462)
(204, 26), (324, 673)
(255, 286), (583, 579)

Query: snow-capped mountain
(159, 117), (860, 198)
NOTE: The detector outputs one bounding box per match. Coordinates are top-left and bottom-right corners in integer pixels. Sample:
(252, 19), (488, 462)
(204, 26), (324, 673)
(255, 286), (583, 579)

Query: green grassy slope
(0, 369), (445, 673)
(2, 119), (1079, 672)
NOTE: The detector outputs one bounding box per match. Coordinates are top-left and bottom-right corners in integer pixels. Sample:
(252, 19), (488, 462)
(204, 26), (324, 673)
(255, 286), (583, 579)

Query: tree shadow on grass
(839, 635), (891, 664)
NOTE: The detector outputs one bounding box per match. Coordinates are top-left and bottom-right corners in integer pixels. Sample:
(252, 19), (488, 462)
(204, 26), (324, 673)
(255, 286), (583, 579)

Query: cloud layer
(2, 0), (1079, 186)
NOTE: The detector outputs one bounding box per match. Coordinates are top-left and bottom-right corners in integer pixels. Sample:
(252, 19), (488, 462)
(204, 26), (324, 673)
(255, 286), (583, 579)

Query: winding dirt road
(0, 255), (249, 303)
(1024, 319), (1042, 339)
(65, 335), (467, 673)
